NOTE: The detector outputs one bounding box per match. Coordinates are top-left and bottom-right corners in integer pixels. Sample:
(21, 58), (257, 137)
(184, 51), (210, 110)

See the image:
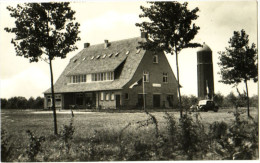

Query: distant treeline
(0, 93), (258, 109)
(181, 92), (258, 109)
(1, 96), (44, 109)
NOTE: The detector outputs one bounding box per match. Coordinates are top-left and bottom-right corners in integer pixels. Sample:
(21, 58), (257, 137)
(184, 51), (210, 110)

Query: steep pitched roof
(44, 37), (146, 93)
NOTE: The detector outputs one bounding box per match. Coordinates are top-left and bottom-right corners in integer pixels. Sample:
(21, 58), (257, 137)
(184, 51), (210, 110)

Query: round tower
(197, 43), (214, 99)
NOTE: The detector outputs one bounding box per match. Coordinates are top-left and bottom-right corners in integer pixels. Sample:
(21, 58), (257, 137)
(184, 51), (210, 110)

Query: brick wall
(122, 50), (178, 109)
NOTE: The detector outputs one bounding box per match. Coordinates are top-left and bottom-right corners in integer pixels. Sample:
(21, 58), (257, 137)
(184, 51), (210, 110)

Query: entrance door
(153, 94), (160, 108)
(116, 95), (120, 109)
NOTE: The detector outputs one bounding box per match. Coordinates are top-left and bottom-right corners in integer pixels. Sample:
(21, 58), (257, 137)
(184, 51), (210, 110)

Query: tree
(1, 98), (8, 109)
(136, 2), (200, 117)
(218, 29), (258, 117)
(5, 3), (80, 134)
(213, 92), (224, 107)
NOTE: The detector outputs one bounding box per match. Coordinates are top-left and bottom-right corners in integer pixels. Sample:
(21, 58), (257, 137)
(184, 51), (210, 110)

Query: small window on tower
(153, 55), (158, 63)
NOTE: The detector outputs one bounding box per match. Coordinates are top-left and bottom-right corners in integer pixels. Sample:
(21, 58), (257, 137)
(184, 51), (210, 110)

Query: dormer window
(96, 55), (100, 59)
(115, 52), (119, 57)
(102, 54), (106, 58)
(153, 55), (158, 63)
(136, 49), (141, 54)
(126, 51), (129, 55)
(108, 53), (113, 57)
(73, 59), (77, 63)
(91, 56), (94, 60)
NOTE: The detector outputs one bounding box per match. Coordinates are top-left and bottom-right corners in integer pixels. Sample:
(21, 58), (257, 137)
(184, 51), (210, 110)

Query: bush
(26, 130), (45, 161)
(1, 129), (13, 162)
(59, 118), (75, 154)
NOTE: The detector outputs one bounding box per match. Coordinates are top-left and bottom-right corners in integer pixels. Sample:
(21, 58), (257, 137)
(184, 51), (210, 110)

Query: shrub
(212, 112), (258, 160)
(1, 129), (13, 162)
(26, 130), (45, 161)
(59, 118), (75, 154)
(178, 113), (208, 160)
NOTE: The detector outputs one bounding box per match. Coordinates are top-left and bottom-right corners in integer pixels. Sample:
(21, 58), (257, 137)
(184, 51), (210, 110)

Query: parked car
(197, 100), (219, 112)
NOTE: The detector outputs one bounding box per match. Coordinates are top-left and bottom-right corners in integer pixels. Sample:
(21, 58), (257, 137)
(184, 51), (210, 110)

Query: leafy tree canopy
(136, 1), (201, 54)
(218, 29), (258, 85)
(5, 2), (81, 62)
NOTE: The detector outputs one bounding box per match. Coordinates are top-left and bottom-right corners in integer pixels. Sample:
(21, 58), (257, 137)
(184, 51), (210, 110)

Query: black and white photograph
(0, 0), (259, 161)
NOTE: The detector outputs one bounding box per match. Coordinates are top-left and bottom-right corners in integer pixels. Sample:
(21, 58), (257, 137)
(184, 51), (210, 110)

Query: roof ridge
(86, 36), (142, 47)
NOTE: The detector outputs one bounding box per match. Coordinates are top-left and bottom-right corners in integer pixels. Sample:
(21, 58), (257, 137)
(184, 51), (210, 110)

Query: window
(111, 92), (115, 101)
(91, 72), (114, 82)
(77, 76), (80, 83)
(100, 92), (104, 101)
(153, 55), (158, 63)
(125, 93), (129, 100)
(143, 71), (149, 82)
(163, 73), (168, 83)
(55, 95), (61, 107)
(73, 76), (77, 83)
(76, 93), (83, 105)
(81, 75), (86, 82)
(106, 93), (110, 101)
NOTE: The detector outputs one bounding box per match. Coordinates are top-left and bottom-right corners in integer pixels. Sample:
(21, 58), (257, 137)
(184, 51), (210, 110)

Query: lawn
(1, 107), (258, 161)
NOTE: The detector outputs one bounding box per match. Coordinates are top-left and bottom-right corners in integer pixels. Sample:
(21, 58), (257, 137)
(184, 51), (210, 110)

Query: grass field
(1, 107), (258, 161)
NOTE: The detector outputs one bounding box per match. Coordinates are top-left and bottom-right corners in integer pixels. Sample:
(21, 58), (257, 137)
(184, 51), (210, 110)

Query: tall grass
(1, 110), (258, 161)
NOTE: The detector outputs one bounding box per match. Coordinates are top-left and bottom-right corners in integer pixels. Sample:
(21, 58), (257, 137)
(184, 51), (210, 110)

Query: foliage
(182, 95), (198, 110)
(210, 112), (258, 160)
(59, 118), (75, 154)
(178, 113), (208, 160)
(2, 110), (258, 161)
(26, 130), (45, 161)
(218, 29), (258, 116)
(1, 129), (14, 162)
(5, 2), (80, 62)
(5, 2), (81, 135)
(213, 92), (224, 107)
(136, 1), (201, 117)
(1, 96), (44, 109)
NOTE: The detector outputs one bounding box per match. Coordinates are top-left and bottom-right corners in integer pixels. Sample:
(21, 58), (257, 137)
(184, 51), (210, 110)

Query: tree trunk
(175, 52), (183, 118)
(49, 58), (58, 135)
(244, 80), (250, 117)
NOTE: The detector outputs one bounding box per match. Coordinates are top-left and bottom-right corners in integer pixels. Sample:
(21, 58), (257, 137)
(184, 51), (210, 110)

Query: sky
(0, 0), (258, 99)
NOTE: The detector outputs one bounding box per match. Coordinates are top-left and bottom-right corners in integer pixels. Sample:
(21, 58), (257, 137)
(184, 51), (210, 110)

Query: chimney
(141, 32), (148, 39)
(84, 43), (90, 48)
(104, 40), (110, 48)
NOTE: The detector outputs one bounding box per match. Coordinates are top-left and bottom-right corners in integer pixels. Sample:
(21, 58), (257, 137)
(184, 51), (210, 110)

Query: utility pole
(143, 71), (146, 111)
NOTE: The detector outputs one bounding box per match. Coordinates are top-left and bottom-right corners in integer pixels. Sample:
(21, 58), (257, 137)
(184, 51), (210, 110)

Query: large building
(44, 34), (179, 110)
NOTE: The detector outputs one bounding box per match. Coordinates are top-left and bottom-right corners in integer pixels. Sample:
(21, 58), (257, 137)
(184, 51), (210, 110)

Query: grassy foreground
(1, 108), (259, 161)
